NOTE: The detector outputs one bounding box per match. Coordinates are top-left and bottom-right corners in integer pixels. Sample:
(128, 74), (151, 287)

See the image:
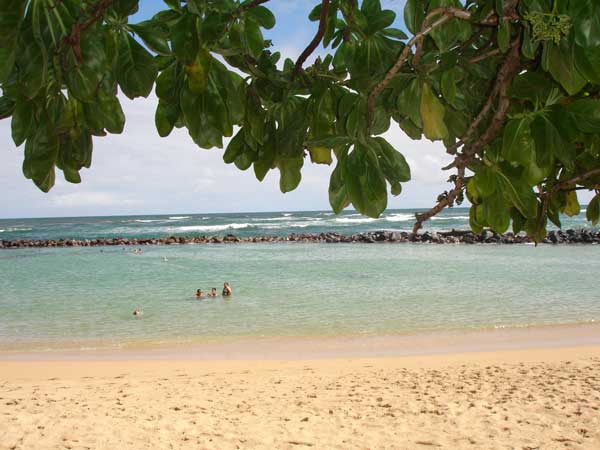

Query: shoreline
(2, 321), (599, 361)
(1, 228), (600, 248)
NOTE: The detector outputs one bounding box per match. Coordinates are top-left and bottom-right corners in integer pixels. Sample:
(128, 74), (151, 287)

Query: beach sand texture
(1, 347), (599, 450)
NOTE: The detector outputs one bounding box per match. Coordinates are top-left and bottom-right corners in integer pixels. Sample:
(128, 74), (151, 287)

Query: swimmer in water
(222, 282), (232, 297)
(208, 287), (218, 297)
(133, 309), (143, 316)
(196, 289), (205, 298)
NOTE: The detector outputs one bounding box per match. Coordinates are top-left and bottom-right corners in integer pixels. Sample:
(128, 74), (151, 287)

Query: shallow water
(0, 243), (598, 351)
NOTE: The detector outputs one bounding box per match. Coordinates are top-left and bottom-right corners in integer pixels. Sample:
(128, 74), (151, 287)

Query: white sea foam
(133, 219), (163, 223)
(256, 216), (294, 222)
(0, 229), (4, 233)
(282, 213), (293, 217)
(168, 216), (191, 220)
(430, 215), (470, 221)
(385, 214), (413, 222)
(335, 217), (378, 224)
(177, 223), (252, 232)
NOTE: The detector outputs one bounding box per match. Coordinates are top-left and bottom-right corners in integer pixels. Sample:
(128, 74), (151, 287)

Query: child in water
(196, 289), (205, 298)
(222, 282), (232, 297)
(208, 288), (218, 297)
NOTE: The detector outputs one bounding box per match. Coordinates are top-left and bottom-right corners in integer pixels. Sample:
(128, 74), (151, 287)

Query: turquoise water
(0, 242), (599, 351)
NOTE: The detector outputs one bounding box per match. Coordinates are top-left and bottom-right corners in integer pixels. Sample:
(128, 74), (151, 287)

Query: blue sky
(4, 0), (566, 219)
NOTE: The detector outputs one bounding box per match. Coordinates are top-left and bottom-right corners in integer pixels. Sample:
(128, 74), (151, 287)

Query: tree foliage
(1, 0), (600, 240)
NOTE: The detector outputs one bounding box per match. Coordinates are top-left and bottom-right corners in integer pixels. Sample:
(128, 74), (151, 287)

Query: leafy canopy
(1, 0), (600, 240)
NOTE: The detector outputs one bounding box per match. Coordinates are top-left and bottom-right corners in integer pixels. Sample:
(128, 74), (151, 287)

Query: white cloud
(51, 192), (138, 208)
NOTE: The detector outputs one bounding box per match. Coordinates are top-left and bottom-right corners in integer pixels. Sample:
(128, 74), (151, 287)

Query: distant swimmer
(133, 309), (143, 316)
(222, 282), (232, 297)
(208, 287), (218, 297)
(162, 256), (169, 262)
(196, 289), (205, 298)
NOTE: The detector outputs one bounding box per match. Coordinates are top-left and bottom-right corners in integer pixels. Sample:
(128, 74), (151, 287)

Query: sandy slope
(1, 347), (599, 450)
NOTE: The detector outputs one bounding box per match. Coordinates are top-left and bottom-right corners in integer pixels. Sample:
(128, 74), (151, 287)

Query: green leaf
(484, 191), (510, 233)
(567, 99), (600, 133)
(247, 6), (275, 30)
(473, 167), (497, 197)
(404, 0), (424, 35)
(372, 137), (411, 184)
(586, 195), (600, 226)
(420, 82), (448, 141)
(23, 124), (59, 193)
(0, 96), (15, 119)
(329, 155), (350, 214)
(278, 156), (303, 193)
(441, 69), (456, 104)
(83, 92), (126, 135)
(309, 147), (333, 165)
(561, 190), (580, 217)
(502, 117), (535, 166)
(245, 19), (264, 59)
(497, 20), (510, 53)
(344, 144), (387, 218)
(569, 0), (600, 48)
(170, 14), (199, 64)
(155, 100), (179, 137)
(129, 21), (171, 56)
(546, 40), (587, 95)
(117, 33), (157, 99)
(184, 48), (212, 94)
(396, 77), (421, 127)
(497, 170), (538, 219)
(11, 100), (34, 147)
(0, 0), (26, 83)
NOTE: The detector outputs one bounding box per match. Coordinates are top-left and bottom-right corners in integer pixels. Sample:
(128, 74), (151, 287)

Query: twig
(292, 0), (330, 80)
(367, 7), (472, 130)
(412, 7), (472, 67)
(412, 168), (466, 234)
(57, 0), (115, 61)
(465, 48), (501, 64)
(539, 168), (600, 224)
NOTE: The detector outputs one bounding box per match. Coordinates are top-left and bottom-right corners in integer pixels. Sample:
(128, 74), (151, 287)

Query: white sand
(1, 346), (599, 449)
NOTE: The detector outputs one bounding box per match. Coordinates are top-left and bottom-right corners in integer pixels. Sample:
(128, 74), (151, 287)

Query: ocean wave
(260, 222), (313, 229)
(282, 213), (293, 217)
(430, 215), (470, 221)
(256, 216), (295, 222)
(2, 227), (33, 232)
(132, 219), (164, 223)
(176, 223), (253, 233)
(168, 216), (191, 220)
(335, 217), (378, 224)
(385, 214), (413, 222)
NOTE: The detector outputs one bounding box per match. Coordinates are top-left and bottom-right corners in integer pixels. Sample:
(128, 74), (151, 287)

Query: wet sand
(1, 345), (599, 450)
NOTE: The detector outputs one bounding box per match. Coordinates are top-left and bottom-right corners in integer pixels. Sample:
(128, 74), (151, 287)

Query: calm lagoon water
(0, 241), (598, 351)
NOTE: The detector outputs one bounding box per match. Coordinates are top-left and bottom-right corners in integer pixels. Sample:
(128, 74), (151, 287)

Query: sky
(0, 0), (481, 218)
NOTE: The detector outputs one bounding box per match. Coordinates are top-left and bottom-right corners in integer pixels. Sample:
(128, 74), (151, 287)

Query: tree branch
(292, 0), (330, 80)
(412, 36), (522, 235)
(58, 0), (115, 61)
(367, 7), (472, 130)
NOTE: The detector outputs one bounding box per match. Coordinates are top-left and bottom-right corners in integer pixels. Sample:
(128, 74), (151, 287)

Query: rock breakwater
(1, 229), (599, 249)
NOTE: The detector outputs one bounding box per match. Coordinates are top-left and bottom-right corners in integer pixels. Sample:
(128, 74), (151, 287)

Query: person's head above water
(211, 288), (217, 294)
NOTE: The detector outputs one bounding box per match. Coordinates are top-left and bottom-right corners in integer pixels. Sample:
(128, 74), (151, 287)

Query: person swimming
(222, 282), (232, 297)
(196, 289), (205, 298)
(208, 288), (218, 297)
(133, 309), (143, 316)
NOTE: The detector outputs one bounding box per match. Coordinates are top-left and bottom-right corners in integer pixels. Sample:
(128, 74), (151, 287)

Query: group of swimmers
(196, 282), (232, 298)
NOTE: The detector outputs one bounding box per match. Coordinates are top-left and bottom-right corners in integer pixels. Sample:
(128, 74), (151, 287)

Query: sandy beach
(1, 345), (599, 450)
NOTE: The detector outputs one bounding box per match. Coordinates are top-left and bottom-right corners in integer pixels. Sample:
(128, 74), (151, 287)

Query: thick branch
(444, 36), (521, 164)
(292, 0), (330, 80)
(413, 36), (522, 235)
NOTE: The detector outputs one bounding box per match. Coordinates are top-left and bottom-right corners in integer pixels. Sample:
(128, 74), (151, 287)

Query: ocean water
(0, 237), (599, 351)
(0, 208), (596, 242)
